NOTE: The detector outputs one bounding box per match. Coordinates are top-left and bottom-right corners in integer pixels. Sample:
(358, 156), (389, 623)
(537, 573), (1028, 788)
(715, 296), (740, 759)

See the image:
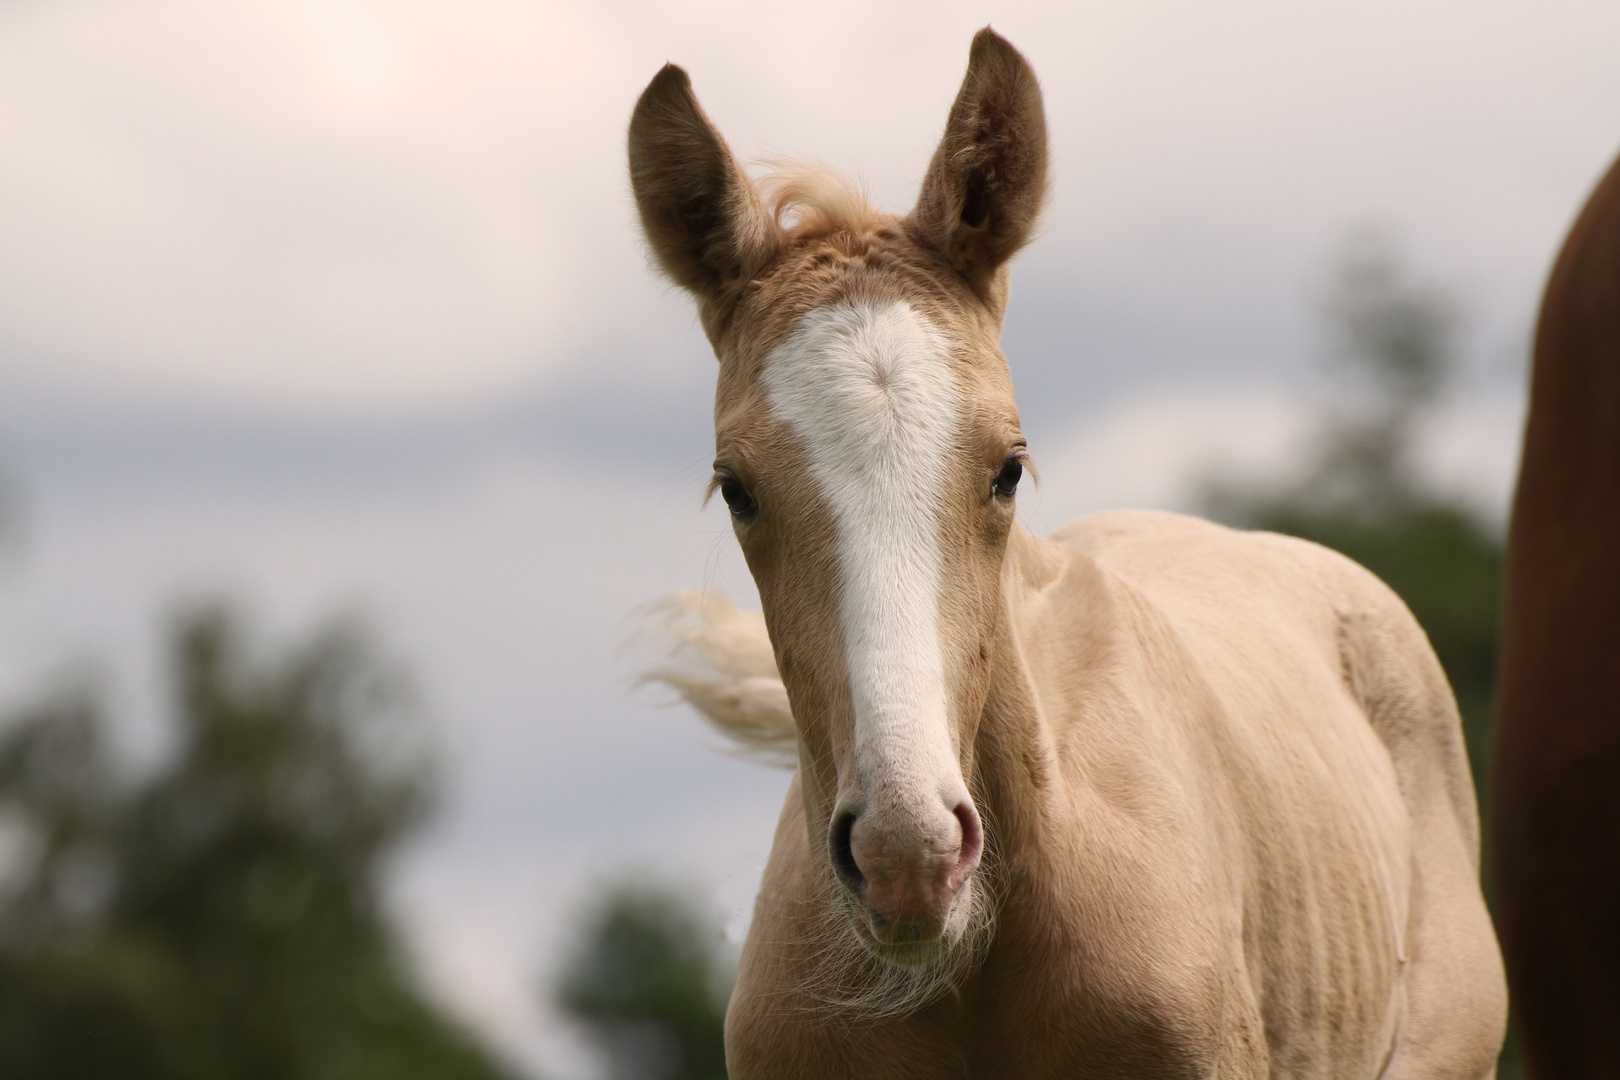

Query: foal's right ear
(628, 65), (779, 327)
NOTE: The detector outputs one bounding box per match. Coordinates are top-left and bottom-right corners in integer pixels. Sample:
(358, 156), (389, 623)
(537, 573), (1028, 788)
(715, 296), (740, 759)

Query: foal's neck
(974, 528), (1101, 873)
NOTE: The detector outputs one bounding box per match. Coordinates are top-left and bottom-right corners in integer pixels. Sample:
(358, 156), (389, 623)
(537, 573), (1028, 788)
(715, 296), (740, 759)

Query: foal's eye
(718, 477), (759, 522)
(993, 457), (1023, 500)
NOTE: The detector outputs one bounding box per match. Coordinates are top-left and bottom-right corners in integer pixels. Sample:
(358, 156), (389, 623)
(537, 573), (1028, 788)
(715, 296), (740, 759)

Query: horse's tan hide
(662, 511), (1505, 1078)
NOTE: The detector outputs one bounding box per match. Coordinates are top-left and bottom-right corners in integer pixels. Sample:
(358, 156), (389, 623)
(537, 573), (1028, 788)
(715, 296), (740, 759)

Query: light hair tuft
(756, 160), (879, 242)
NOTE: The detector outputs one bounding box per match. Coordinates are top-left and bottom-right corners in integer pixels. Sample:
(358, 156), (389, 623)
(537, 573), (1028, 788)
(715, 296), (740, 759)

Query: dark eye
(718, 476), (758, 522)
(992, 457), (1023, 500)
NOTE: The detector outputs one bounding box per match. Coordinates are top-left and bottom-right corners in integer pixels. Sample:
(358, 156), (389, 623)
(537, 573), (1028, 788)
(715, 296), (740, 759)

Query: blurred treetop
(0, 605), (519, 1080)
(1205, 232), (1504, 786)
(554, 882), (731, 1080)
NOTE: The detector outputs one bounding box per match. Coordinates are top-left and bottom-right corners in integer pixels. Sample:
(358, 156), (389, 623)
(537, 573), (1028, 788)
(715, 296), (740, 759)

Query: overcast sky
(2, 2), (1617, 1075)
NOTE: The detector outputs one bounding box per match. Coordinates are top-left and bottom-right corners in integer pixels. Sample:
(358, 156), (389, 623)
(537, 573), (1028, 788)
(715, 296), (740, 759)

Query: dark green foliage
(0, 606), (515, 1080)
(555, 884), (731, 1080)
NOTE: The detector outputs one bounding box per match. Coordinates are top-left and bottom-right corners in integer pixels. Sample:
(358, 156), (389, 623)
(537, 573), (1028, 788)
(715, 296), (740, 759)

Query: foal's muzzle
(830, 796), (983, 949)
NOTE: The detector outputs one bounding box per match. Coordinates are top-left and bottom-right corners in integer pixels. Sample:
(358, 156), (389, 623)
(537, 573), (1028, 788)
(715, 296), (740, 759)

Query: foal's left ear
(913, 29), (1048, 310)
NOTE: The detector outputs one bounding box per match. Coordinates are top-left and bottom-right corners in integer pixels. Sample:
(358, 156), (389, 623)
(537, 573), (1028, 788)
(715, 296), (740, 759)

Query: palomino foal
(630, 30), (1505, 1080)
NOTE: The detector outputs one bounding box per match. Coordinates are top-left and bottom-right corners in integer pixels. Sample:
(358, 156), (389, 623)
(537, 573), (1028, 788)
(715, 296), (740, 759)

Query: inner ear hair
(912, 28), (1048, 303)
(628, 64), (780, 331)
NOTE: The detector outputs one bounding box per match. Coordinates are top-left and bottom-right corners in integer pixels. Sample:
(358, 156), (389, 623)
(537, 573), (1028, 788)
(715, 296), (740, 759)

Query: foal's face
(629, 28), (1047, 965)
(715, 243), (1027, 960)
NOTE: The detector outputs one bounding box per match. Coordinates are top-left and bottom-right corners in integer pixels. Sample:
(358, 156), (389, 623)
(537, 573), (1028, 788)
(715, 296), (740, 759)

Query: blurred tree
(0, 605), (517, 1080)
(1204, 231), (1501, 787)
(554, 883), (732, 1080)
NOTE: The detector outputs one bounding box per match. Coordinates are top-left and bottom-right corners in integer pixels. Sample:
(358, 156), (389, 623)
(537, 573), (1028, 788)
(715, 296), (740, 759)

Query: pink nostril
(949, 801), (984, 890)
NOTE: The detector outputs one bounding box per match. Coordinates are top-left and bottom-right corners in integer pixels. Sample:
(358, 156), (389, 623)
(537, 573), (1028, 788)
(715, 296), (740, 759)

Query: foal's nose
(831, 798), (983, 942)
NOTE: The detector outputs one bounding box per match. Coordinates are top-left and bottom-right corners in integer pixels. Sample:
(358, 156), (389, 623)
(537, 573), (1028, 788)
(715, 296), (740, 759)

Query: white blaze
(761, 301), (964, 825)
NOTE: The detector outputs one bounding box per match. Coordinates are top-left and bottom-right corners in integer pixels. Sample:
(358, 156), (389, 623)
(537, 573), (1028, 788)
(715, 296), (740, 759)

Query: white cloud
(1018, 386), (1314, 532)
(0, 0), (643, 412)
(3, 0), (1616, 414)
(1019, 383), (1527, 535)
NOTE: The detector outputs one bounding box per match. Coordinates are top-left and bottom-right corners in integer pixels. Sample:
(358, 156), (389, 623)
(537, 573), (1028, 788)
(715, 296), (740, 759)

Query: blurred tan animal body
(629, 30), (1505, 1079)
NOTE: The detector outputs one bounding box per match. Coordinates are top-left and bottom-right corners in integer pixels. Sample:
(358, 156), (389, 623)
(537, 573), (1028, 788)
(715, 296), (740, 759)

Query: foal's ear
(628, 65), (779, 329)
(913, 29), (1047, 304)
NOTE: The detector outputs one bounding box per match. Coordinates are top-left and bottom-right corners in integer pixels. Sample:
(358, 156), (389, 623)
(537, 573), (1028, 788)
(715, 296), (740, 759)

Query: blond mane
(756, 160), (880, 242)
(636, 591), (798, 768)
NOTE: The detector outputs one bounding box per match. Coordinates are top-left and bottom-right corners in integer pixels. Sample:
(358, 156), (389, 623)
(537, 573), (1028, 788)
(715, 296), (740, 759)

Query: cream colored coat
(714, 512), (1505, 1077)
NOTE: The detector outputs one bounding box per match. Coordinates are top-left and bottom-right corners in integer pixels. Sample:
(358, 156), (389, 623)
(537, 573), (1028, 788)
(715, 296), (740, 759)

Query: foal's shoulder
(1046, 508), (1402, 611)
(1047, 508), (1234, 556)
(1048, 507), (1329, 566)
(1048, 511), (1461, 758)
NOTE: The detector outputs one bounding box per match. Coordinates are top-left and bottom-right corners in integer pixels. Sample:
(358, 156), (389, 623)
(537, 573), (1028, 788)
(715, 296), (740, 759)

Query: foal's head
(630, 30), (1046, 969)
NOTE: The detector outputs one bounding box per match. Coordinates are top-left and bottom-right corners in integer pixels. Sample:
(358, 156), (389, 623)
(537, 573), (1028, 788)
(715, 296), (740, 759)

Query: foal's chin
(848, 880), (977, 971)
